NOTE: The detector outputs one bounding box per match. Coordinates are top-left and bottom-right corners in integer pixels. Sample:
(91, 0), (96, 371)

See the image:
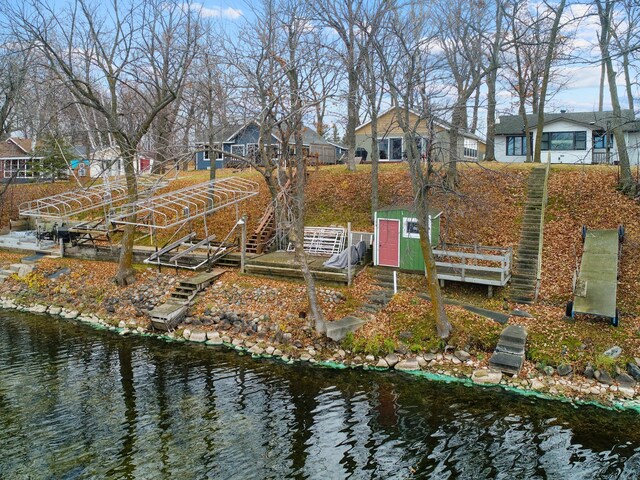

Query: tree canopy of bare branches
(10, 0), (201, 284)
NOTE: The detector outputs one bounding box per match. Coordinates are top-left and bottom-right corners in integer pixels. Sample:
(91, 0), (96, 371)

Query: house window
(3, 159), (33, 178)
(391, 138), (402, 160)
(378, 138), (403, 160)
(203, 147), (209, 160)
(463, 139), (478, 158)
(541, 131), (587, 151)
(247, 143), (259, 159)
(231, 144), (245, 157)
(378, 139), (388, 159)
(506, 135), (530, 156)
(593, 133), (612, 149)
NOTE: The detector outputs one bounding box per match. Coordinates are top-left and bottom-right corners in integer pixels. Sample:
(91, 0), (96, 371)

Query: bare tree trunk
(447, 100), (464, 187)
(115, 147), (138, 286)
(405, 130), (451, 339)
(370, 102), (379, 221)
(596, 0), (633, 193)
(284, 10), (325, 332)
(622, 52), (634, 111)
(345, 64), (358, 172)
(485, 69), (497, 161)
(207, 107), (217, 183)
(470, 86), (480, 133)
(598, 61), (606, 111)
(532, 0), (566, 164)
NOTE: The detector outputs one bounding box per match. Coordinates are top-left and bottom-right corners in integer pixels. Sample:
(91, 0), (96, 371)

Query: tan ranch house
(354, 106), (486, 163)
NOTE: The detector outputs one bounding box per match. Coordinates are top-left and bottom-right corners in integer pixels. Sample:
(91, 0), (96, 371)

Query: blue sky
(193, 1), (636, 135)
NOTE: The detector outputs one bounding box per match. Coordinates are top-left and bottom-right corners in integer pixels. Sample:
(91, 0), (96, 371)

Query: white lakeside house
(494, 110), (640, 164)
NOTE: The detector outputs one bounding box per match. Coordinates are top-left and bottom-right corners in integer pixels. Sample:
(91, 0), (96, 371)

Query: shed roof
(496, 110), (640, 135)
(377, 205), (442, 218)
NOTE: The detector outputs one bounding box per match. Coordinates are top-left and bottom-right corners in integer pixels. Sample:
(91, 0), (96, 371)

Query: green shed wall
(377, 208), (440, 272)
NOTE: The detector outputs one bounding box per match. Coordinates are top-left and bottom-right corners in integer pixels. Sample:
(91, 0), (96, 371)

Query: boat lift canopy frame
(109, 177), (259, 229)
(18, 175), (168, 221)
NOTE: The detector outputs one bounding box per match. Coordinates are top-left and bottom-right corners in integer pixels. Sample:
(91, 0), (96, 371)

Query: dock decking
(245, 250), (369, 284)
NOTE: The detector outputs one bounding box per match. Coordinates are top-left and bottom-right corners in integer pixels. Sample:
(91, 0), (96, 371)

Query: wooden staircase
(246, 180), (291, 254)
(509, 166), (548, 304)
(148, 270), (224, 331)
(246, 205), (276, 254)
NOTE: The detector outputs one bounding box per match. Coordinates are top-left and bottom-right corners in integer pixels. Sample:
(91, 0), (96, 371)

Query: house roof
(0, 137), (35, 158)
(327, 141), (347, 150)
(301, 127), (330, 146)
(495, 110), (640, 135)
(198, 120), (324, 147)
(356, 106), (485, 143)
(71, 145), (89, 159)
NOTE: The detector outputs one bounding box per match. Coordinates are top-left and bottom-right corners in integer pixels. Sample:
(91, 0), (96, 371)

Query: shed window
(403, 216), (430, 239)
(3, 159), (33, 178)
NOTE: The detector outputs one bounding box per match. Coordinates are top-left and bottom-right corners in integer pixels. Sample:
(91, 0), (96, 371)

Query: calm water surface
(0, 310), (639, 479)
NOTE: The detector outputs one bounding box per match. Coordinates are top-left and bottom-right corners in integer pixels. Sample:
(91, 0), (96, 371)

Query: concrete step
(358, 304), (380, 314)
(489, 351), (525, 375)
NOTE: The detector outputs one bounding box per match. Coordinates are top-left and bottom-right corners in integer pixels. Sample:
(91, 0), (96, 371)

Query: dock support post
(240, 214), (247, 274)
(347, 222), (352, 286)
(488, 285), (493, 298)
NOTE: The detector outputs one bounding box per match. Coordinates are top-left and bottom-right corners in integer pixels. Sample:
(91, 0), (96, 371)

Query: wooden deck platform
(245, 250), (369, 285)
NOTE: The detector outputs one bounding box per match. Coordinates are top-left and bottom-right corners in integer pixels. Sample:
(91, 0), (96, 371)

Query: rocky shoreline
(1, 294), (639, 413)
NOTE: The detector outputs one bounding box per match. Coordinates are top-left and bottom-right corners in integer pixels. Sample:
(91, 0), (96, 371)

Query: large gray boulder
(394, 357), (420, 371)
(384, 353), (400, 367)
(472, 369), (502, 385)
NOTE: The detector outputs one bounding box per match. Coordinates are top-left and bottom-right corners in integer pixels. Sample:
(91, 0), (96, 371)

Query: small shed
(374, 206), (441, 270)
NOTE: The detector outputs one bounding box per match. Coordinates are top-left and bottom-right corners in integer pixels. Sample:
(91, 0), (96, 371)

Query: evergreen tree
(33, 134), (73, 181)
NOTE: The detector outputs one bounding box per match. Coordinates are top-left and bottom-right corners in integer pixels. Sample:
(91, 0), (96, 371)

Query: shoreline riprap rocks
(1, 295), (639, 412)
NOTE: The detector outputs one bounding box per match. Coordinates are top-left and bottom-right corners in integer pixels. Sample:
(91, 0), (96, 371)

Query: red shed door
(378, 219), (400, 267)
(139, 157), (151, 172)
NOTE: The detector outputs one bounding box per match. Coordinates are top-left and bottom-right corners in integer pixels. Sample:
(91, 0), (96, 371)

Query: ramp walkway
(568, 227), (622, 325)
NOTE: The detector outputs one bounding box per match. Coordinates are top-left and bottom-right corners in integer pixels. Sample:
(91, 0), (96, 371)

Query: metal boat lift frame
(109, 177), (259, 270)
(18, 175), (168, 222)
(109, 177), (259, 229)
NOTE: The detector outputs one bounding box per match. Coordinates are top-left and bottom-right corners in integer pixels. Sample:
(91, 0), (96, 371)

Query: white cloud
(185, 3), (243, 20)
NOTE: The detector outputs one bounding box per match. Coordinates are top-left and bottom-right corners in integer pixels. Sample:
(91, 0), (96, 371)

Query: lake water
(0, 310), (639, 479)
